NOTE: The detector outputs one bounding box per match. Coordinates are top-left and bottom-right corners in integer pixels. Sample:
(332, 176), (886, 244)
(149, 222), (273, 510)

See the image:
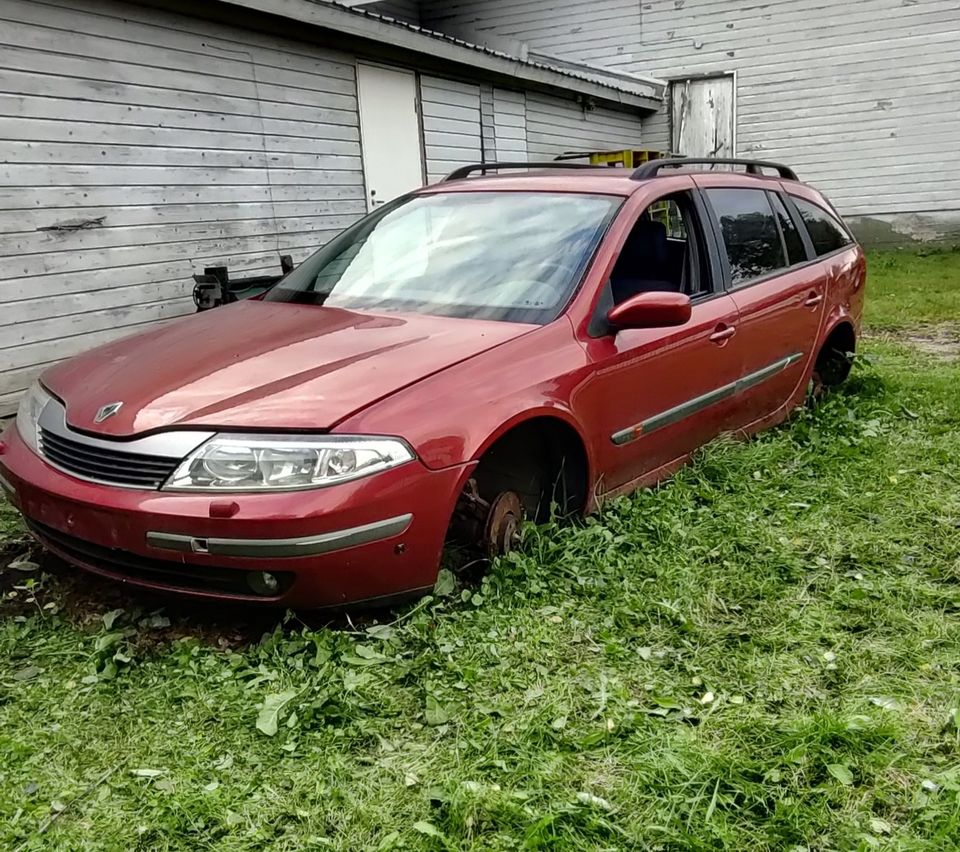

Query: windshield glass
(265, 191), (622, 323)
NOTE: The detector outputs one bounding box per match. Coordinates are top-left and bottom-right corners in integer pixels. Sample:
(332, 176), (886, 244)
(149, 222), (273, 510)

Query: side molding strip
(147, 513), (413, 559)
(611, 352), (804, 446)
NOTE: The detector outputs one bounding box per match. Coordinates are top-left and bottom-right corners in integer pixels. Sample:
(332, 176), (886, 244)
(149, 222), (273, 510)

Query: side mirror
(607, 291), (692, 331)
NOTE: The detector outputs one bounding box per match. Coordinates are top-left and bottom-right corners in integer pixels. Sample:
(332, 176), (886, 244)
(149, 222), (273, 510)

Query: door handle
(804, 292), (824, 308)
(709, 325), (737, 344)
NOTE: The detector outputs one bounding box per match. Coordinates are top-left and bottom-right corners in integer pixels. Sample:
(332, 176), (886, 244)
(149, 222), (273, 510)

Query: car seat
(610, 218), (678, 303)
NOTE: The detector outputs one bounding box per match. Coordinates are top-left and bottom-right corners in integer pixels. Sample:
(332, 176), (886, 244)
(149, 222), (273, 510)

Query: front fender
(334, 319), (594, 473)
(469, 404), (588, 461)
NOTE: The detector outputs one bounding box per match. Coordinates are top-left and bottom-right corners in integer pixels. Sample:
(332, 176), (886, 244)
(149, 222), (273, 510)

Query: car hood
(42, 300), (534, 436)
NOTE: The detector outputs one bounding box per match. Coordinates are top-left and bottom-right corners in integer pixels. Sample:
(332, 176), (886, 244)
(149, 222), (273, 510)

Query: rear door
(699, 183), (825, 429)
(788, 192), (863, 361)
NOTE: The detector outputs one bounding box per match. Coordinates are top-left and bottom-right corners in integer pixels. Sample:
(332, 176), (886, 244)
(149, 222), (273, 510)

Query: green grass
(865, 248), (960, 330)
(2, 252), (960, 850)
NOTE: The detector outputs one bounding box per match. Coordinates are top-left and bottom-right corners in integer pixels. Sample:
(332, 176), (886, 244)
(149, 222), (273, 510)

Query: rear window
(705, 188), (787, 286)
(790, 196), (854, 256)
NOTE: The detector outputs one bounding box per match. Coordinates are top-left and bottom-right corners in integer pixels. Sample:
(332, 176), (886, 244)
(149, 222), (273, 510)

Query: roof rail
(441, 162), (597, 182)
(631, 157), (798, 181)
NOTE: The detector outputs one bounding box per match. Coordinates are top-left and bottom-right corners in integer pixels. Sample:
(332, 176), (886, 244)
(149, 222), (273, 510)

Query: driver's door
(574, 190), (744, 495)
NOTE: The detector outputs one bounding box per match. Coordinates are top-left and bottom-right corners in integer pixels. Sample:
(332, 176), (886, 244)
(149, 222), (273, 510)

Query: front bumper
(0, 424), (471, 607)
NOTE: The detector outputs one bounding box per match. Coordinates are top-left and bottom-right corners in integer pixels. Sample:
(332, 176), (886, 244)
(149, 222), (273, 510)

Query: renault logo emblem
(94, 401), (123, 423)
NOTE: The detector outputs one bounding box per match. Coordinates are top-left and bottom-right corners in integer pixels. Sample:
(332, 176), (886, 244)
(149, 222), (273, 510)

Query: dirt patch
(904, 327), (960, 360)
(870, 324), (960, 360)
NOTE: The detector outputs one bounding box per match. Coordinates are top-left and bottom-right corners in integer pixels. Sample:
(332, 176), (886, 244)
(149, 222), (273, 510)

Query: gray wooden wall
(475, 87), (645, 165)
(366, 0), (422, 26)
(420, 76), (483, 184)
(525, 94), (644, 159)
(0, 0), (367, 413)
(422, 0), (960, 246)
(488, 89), (528, 161)
(0, 0), (646, 414)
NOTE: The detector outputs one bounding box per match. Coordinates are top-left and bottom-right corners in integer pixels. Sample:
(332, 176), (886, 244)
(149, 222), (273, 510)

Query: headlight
(163, 434), (415, 491)
(16, 380), (53, 455)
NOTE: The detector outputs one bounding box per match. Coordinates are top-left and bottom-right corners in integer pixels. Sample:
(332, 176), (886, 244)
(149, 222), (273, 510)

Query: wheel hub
(483, 491), (523, 556)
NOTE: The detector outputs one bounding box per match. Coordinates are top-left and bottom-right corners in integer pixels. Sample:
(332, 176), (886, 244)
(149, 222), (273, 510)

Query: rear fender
(818, 308), (856, 355)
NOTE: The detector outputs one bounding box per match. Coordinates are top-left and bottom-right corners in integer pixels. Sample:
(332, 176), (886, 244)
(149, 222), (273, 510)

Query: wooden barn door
(670, 75), (736, 158)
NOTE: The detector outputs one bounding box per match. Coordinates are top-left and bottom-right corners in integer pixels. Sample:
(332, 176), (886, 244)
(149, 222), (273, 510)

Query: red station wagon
(0, 158), (866, 608)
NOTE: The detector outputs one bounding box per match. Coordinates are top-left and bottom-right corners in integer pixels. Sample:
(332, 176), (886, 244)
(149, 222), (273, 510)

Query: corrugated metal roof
(319, 0), (664, 100)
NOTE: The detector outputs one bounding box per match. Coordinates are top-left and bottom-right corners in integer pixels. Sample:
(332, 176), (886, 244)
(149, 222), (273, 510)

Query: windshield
(265, 191), (622, 323)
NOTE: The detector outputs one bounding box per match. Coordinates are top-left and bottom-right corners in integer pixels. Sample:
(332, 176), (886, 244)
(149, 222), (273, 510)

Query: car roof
(420, 168), (647, 196)
(418, 161), (803, 198)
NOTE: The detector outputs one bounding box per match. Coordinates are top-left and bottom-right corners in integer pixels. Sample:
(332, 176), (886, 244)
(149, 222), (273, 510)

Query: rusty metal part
(458, 478), (490, 519)
(483, 491), (523, 557)
(808, 371), (826, 403)
(450, 479), (523, 557)
(449, 477), (489, 542)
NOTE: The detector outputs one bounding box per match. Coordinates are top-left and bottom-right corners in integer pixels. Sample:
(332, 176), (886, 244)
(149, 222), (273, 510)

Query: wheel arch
(466, 408), (594, 517)
(817, 306), (857, 355)
(812, 316), (857, 388)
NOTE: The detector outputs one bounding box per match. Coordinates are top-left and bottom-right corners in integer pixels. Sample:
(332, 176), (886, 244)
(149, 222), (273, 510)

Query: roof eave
(216, 0), (663, 111)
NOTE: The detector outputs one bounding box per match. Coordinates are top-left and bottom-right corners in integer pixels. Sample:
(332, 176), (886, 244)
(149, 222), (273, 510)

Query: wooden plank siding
(525, 93), (643, 160)
(479, 85), (498, 163)
(421, 0), (644, 65)
(419, 76), (483, 183)
(491, 89), (529, 162)
(365, 0), (422, 26)
(421, 0), (960, 245)
(0, 0), (367, 412)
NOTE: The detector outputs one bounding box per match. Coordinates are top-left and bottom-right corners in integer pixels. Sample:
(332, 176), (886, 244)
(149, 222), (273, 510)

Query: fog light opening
(248, 571), (280, 596)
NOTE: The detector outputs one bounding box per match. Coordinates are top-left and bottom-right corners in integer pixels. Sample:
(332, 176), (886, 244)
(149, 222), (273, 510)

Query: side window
(705, 188), (786, 286)
(648, 199), (688, 240)
(768, 193), (806, 265)
(790, 196), (854, 256)
(609, 192), (711, 305)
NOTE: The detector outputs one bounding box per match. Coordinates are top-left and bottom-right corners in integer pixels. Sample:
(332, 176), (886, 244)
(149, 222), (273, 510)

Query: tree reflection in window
(791, 196), (854, 257)
(707, 189), (787, 286)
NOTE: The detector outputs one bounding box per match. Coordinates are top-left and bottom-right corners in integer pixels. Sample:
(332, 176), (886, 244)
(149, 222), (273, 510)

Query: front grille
(26, 519), (294, 598)
(40, 428), (179, 489)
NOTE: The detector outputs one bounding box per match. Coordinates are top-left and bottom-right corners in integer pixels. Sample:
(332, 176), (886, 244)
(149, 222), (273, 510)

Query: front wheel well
(471, 417), (589, 523)
(814, 322), (856, 387)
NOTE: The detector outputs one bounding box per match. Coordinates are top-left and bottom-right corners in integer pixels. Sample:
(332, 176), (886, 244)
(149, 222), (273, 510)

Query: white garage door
(358, 64), (424, 209)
